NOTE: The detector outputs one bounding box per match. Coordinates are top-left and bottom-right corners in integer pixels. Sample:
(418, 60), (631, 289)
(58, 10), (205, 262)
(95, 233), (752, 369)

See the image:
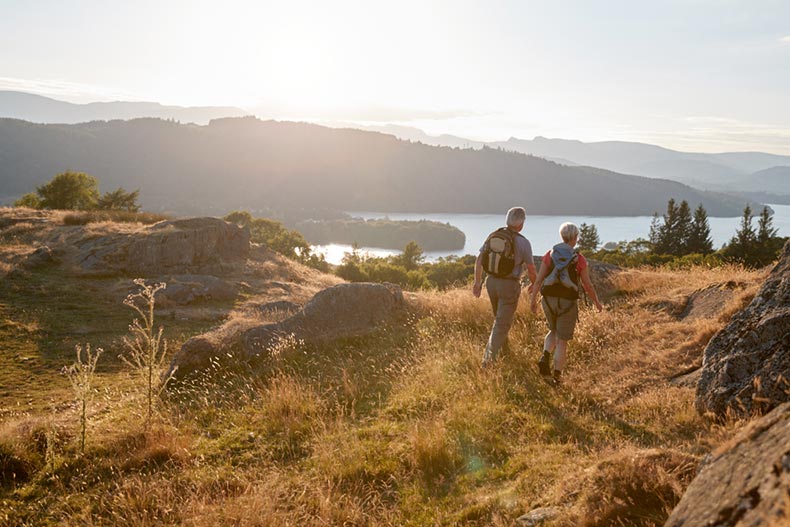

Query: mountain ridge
(0, 116), (759, 217)
(0, 90), (249, 125)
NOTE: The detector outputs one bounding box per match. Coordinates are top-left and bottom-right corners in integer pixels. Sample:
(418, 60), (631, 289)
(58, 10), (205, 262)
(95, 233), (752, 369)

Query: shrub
(37, 170), (100, 210)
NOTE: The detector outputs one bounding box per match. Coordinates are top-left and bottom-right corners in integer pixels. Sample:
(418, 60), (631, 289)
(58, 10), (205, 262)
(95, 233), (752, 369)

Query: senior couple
(472, 207), (603, 385)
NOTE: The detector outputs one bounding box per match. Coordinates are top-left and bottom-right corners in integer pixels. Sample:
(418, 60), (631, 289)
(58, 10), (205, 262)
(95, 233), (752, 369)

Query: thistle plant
(120, 279), (172, 429)
(63, 344), (103, 454)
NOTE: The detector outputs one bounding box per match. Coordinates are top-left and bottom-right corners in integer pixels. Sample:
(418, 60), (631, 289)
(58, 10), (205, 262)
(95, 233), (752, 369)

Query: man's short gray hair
(559, 222), (580, 243)
(506, 207), (526, 228)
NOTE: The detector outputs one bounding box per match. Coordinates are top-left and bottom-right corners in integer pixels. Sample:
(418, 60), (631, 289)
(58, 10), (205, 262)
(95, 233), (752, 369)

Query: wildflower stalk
(120, 279), (172, 429)
(63, 344), (103, 454)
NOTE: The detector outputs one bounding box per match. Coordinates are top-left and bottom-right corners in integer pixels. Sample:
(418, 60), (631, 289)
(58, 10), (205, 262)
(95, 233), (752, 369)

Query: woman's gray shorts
(541, 296), (579, 341)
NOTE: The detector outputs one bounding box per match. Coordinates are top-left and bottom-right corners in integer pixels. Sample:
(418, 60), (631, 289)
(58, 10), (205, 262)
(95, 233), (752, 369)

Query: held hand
(530, 297), (538, 314)
(472, 282), (482, 298)
(595, 300), (604, 312)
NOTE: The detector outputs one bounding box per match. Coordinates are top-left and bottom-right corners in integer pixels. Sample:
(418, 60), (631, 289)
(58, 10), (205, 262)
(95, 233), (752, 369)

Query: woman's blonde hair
(559, 222), (579, 243)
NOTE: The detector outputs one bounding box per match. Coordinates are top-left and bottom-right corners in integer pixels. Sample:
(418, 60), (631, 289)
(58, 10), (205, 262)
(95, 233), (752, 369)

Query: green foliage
(721, 205), (785, 267)
(335, 243), (474, 290)
(652, 198), (695, 256)
(97, 187), (141, 212)
(36, 171), (100, 210)
(686, 204), (714, 255)
(295, 218), (466, 251)
(13, 193), (42, 209)
(578, 223), (600, 253)
(599, 201), (784, 269)
(393, 241), (425, 271)
(224, 210), (329, 272)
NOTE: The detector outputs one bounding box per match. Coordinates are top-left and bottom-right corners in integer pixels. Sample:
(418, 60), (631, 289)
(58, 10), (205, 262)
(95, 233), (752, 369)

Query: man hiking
(473, 207), (537, 367)
(529, 222), (603, 386)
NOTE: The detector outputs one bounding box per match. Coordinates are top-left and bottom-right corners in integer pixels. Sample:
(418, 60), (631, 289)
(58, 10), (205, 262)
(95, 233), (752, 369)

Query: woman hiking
(529, 222), (603, 386)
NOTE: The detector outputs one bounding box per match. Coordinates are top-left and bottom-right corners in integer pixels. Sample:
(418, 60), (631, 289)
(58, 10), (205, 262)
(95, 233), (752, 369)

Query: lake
(312, 204), (790, 265)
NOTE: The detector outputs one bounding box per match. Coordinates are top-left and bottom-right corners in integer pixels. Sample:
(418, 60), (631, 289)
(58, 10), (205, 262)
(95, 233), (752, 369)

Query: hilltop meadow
(0, 209), (772, 526)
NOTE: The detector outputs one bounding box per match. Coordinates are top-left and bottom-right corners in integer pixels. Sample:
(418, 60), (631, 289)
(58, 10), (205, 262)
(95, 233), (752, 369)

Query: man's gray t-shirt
(480, 230), (534, 280)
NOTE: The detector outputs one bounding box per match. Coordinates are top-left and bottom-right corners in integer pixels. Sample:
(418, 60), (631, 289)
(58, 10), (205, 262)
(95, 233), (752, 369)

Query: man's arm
(525, 263), (537, 287)
(472, 253), (484, 298)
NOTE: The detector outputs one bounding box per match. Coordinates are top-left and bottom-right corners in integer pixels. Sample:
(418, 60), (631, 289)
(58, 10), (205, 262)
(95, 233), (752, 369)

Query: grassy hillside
(0, 117), (757, 216)
(0, 227), (769, 526)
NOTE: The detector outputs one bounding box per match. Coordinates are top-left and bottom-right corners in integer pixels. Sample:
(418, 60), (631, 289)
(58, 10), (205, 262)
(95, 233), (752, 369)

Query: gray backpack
(542, 243), (579, 291)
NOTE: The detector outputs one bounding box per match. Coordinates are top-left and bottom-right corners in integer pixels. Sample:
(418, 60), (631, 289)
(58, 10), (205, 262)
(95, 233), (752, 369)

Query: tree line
(577, 199), (785, 268)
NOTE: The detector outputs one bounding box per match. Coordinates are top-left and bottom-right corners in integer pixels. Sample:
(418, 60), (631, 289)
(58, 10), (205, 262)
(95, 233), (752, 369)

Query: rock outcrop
(168, 282), (405, 379)
(696, 241), (790, 417)
(665, 402), (790, 527)
(75, 218), (249, 275)
(155, 274), (238, 305)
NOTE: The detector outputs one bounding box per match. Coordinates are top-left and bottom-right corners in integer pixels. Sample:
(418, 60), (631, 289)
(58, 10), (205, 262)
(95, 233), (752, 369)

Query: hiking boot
(552, 370), (562, 386)
(537, 358), (551, 376)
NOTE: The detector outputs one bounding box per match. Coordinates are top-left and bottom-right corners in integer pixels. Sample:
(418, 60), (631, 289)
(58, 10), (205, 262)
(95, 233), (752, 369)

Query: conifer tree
(674, 200), (693, 255)
(687, 204), (713, 254)
(757, 206), (777, 244)
(648, 212), (662, 248)
(723, 204), (757, 265)
(733, 205), (756, 251)
(578, 222), (600, 253)
(653, 199), (679, 255)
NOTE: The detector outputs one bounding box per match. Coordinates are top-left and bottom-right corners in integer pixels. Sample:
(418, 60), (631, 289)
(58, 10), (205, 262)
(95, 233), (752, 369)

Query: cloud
(780, 36), (790, 45)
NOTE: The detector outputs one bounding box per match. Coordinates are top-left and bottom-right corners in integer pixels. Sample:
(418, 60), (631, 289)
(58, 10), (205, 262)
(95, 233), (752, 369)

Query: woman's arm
(579, 267), (603, 311)
(529, 263), (550, 313)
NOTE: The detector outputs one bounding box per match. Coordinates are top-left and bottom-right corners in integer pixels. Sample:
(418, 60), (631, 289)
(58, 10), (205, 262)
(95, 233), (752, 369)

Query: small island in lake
(295, 218), (466, 251)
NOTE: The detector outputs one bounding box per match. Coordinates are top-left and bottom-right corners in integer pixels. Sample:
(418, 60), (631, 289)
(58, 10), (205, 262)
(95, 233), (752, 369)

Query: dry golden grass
(0, 263), (771, 526)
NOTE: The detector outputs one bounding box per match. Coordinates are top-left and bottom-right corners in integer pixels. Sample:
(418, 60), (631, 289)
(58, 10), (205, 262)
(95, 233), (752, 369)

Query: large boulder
(168, 282), (405, 379)
(75, 217), (249, 275)
(696, 241), (790, 417)
(664, 402), (790, 527)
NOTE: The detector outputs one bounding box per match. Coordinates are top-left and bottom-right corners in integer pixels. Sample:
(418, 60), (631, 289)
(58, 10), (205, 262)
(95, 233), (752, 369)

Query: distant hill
(742, 166), (790, 195)
(491, 137), (790, 192)
(0, 117), (759, 216)
(0, 91), (248, 124)
(365, 127), (790, 194)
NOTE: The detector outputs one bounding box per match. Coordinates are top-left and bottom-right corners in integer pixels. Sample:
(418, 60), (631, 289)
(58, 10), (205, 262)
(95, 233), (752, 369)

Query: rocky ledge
(696, 240), (790, 418)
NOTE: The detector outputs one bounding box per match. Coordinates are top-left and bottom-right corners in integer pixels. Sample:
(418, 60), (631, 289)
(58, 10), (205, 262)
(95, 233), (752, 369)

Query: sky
(2, 0), (790, 153)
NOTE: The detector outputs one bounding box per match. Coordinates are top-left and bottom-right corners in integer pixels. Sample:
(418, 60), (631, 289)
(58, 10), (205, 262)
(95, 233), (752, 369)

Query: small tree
(97, 187), (141, 212)
(36, 171), (99, 210)
(675, 200), (693, 255)
(396, 241), (425, 271)
(63, 344), (103, 454)
(757, 206), (777, 244)
(686, 204), (713, 254)
(648, 213), (662, 248)
(733, 205), (757, 251)
(578, 223), (600, 253)
(653, 199), (679, 255)
(120, 279), (171, 429)
(722, 205), (757, 265)
(13, 192), (42, 209)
